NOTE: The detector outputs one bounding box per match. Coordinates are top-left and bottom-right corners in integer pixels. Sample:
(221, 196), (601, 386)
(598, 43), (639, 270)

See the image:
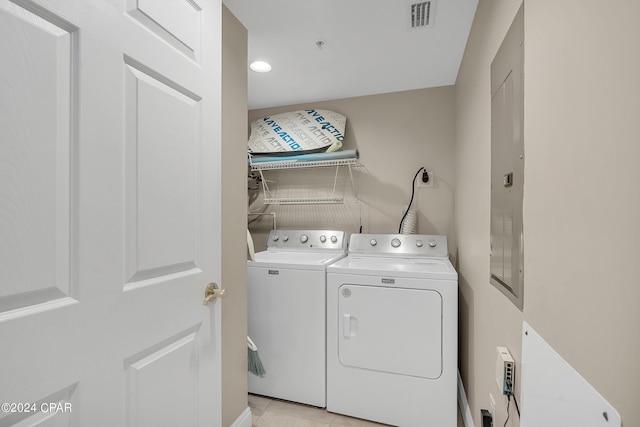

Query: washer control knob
(428, 240), (437, 248)
(320, 235), (327, 243)
(370, 239), (377, 246)
(330, 235), (338, 243)
(282, 235), (289, 242)
(272, 235), (279, 242)
(391, 238), (401, 248)
(300, 234), (309, 243)
(416, 240), (424, 247)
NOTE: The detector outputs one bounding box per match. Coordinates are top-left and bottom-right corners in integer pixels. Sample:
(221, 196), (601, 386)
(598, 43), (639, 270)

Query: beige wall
(248, 87), (456, 253)
(221, 6), (248, 427)
(455, 1), (640, 426)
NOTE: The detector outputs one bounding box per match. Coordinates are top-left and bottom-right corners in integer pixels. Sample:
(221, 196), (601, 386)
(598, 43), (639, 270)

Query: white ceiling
(222, 0), (479, 110)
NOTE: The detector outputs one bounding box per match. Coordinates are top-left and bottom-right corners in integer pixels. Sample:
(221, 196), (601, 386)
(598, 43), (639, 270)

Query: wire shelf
(249, 157), (362, 171)
(263, 197), (345, 205)
(249, 157), (362, 205)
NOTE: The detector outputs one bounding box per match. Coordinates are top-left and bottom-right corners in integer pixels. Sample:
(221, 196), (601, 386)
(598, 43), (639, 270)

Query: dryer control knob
(330, 235), (338, 243)
(282, 235), (289, 242)
(320, 235), (327, 243)
(300, 234), (309, 243)
(272, 235), (279, 242)
(416, 240), (424, 247)
(370, 239), (377, 246)
(391, 238), (401, 248)
(428, 240), (437, 248)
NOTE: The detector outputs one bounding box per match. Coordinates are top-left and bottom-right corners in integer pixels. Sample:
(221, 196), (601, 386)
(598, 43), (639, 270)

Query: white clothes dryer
(326, 234), (458, 426)
(248, 229), (347, 407)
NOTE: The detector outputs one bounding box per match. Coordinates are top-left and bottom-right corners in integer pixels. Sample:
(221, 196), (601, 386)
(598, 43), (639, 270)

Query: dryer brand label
(341, 288), (352, 298)
(268, 270), (279, 275)
(381, 278), (395, 284)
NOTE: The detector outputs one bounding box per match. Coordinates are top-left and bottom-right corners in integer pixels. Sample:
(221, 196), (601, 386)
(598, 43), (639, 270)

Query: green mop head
(247, 336), (266, 378)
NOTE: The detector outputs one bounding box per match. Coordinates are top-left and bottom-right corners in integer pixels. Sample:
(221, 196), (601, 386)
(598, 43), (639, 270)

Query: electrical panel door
(490, 4), (524, 309)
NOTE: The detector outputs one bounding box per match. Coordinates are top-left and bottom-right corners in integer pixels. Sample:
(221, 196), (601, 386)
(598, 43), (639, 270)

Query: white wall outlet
(418, 170), (434, 187)
(495, 346), (515, 395)
(489, 393), (496, 417)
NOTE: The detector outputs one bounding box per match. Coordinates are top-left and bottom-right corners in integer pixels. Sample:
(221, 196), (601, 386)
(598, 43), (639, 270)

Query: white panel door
(0, 1), (222, 426)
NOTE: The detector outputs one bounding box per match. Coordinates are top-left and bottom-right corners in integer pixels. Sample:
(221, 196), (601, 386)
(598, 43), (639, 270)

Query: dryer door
(338, 283), (442, 379)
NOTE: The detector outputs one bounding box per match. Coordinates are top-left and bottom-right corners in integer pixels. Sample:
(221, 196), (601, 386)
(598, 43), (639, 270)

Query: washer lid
(249, 250), (347, 270)
(327, 255), (457, 280)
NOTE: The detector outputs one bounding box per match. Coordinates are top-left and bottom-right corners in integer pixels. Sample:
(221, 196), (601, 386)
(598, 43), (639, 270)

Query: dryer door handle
(343, 313), (351, 338)
(343, 313), (358, 338)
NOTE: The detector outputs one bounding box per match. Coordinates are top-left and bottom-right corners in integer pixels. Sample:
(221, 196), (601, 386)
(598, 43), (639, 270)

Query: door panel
(126, 0), (201, 61)
(0, 1), (74, 313)
(491, 77), (509, 284)
(125, 330), (199, 427)
(490, 74), (515, 287)
(124, 58), (201, 283)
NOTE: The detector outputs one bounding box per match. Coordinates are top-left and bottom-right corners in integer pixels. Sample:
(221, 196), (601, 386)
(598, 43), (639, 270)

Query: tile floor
(249, 394), (465, 427)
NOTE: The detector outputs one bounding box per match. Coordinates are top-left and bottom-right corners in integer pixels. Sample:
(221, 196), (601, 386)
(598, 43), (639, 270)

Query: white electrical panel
(490, 4), (524, 310)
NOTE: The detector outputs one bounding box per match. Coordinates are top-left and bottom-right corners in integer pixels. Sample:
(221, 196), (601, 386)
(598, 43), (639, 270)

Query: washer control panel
(267, 230), (347, 251)
(349, 234), (449, 258)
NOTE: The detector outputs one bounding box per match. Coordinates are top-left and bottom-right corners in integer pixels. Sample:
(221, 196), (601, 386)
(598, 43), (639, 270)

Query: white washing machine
(326, 233), (458, 427)
(248, 229), (347, 407)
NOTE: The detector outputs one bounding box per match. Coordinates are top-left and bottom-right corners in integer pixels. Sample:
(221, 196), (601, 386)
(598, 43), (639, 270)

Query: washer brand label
(341, 288), (352, 298)
(381, 278), (395, 284)
(268, 270), (279, 275)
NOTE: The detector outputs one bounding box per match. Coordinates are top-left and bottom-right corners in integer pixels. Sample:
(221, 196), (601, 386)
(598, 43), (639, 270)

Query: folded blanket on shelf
(249, 149), (359, 164)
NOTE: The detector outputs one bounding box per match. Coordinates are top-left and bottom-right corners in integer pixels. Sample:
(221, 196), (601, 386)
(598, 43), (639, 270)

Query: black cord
(513, 393), (520, 417)
(398, 167), (425, 233)
(503, 395), (511, 427)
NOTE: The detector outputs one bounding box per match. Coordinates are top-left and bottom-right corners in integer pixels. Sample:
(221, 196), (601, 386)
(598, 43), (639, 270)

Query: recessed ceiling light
(250, 61), (272, 73)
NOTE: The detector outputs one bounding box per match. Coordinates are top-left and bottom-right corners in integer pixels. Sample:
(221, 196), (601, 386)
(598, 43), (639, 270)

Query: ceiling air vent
(409, 1), (434, 29)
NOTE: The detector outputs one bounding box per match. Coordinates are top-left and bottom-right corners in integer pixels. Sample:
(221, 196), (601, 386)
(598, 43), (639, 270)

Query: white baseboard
(230, 407), (252, 427)
(458, 369), (475, 427)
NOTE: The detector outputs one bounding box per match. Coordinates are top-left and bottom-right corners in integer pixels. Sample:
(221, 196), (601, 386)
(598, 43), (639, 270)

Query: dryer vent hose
(400, 205), (418, 234)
